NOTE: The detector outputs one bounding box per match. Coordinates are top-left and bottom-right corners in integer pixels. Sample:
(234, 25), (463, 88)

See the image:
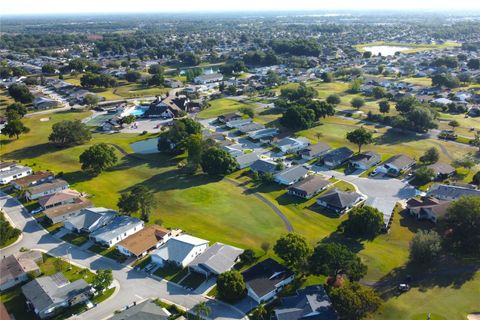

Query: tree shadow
(1, 143), (61, 160)
(374, 128), (420, 145)
(398, 210), (434, 234)
(276, 192), (308, 206)
(258, 108), (283, 116)
(319, 228), (365, 254)
(307, 203), (341, 219)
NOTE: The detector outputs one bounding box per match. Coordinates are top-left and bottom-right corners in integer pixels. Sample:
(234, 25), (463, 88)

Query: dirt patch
(40, 117), (50, 122)
(468, 314), (480, 320)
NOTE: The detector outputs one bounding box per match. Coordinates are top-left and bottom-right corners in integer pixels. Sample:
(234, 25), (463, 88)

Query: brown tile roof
(11, 171), (53, 188)
(28, 179), (68, 195)
(117, 225), (171, 256)
(0, 302), (11, 320)
(44, 198), (92, 219)
(38, 189), (81, 208)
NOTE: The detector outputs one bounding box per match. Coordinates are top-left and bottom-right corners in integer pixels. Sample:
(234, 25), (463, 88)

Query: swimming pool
(126, 106), (149, 117)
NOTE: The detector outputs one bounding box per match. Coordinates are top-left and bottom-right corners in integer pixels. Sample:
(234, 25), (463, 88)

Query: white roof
(152, 235), (209, 264)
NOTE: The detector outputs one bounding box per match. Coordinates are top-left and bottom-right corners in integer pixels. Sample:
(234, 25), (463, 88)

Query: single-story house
(0, 251), (43, 291)
(275, 137), (310, 154)
(427, 162), (456, 179)
(226, 118), (252, 129)
(26, 179), (69, 200)
(382, 154), (415, 176)
(322, 147), (354, 168)
(144, 104), (176, 119)
(250, 159), (278, 174)
(248, 128), (279, 140)
(33, 96), (58, 110)
(218, 113), (242, 124)
(316, 189), (365, 214)
(188, 243), (244, 277)
(21, 273), (91, 319)
(90, 216), (144, 247)
(406, 197), (451, 223)
(348, 151), (381, 170)
(237, 122), (265, 134)
(64, 207), (117, 233)
(288, 175), (331, 199)
(0, 165), (32, 184)
(44, 198), (93, 224)
(151, 234), (209, 268)
(222, 145), (243, 157)
(426, 184), (480, 201)
(299, 143), (331, 160)
(38, 189), (81, 209)
(236, 153), (260, 169)
(0, 162), (16, 172)
(274, 165), (309, 186)
(117, 226), (181, 258)
(11, 171), (54, 190)
(110, 299), (171, 320)
(242, 258), (294, 303)
(274, 285), (337, 320)
(194, 73), (223, 84)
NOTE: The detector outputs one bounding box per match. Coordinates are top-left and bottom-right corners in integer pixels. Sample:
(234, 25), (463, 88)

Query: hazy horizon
(2, 0), (480, 16)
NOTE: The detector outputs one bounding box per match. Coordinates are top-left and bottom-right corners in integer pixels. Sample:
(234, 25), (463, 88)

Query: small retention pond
(130, 138), (159, 154)
(362, 45), (410, 56)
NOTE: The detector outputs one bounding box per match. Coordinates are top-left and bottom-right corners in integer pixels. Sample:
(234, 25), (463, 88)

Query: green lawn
(61, 233), (89, 246)
(113, 83), (169, 98)
(39, 254), (95, 283)
(197, 98), (256, 119)
(154, 263), (189, 283)
(88, 244), (127, 263)
(179, 272), (206, 289)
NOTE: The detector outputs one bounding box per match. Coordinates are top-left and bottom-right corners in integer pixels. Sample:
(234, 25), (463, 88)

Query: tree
(6, 103), (27, 118)
(273, 233), (311, 271)
(309, 243), (367, 281)
(239, 249), (256, 265)
(8, 84), (34, 104)
(448, 120), (460, 132)
(239, 106), (254, 118)
(121, 115), (136, 126)
(439, 196), (480, 255)
(117, 193), (139, 215)
(409, 230), (442, 265)
(404, 106), (437, 133)
(346, 128), (373, 153)
(321, 72), (333, 83)
(280, 105), (316, 130)
(194, 302), (211, 319)
(457, 72), (471, 85)
(454, 155), (476, 172)
(467, 58), (480, 70)
(148, 73), (164, 86)
(419, 147), (439, 164)
(185, 134), (204, 170)
(307, 100), (335, 119)
(0, 212), (21, 247)
(179, 52), (200, 66)
(148, 64), (164, 75)
(84, 94), (99, 108)
(329, 282), (382, 320)
(350, 97), (365, 109)
(92, 269), (113, 293)
(327, 94), (341, 105)
(42, 64), (56, 75)
(378, 100), (390, 114)
(414, 166), (435, 185)
(1, 120), (30, 139)
(349, 79), (362, 93)
(363, 51), (372, 58)
(250, 304), (267, 320)
(431, 73), (460, 89)
(473, 171), (480, 186)
(395, 96), (418, 114)
(134, 185), (155, 222)
(79, 143), (118, 176)
(49, 120), (92, 146)
(372, 86), (386, 99)
(200, 147), (238, 176)
(343, 206), (384, 239)
(125, 70), (142, 83)
(216, 270), (246, 301)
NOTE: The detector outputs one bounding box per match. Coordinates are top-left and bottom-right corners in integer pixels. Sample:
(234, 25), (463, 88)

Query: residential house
(0, 302), (11, 320)
(299, 143), (331, 160)
(0, 165), (32, 184)
(222, 145), (243, 157)
(218, 113), (242, 124)
(110, 299), (171, 320)
(427, 162), (456, 179)
(274, 285), (337, 320)
(44, 198), (93, 224)
(226, 118), (252, 129)
(322, 147), (354, 168)
(21, 273), (91, 319)
(406, 197), (451, 223)
(426, 184), (480, 201)
(144, 103), (176, 119)
(382, 155), (415, 176)
(237, 122), (265, 134)
(236, 153), (260, 169)
(151, 234), (209, 268)
(0, 251), (43, 291)
(188, 243), (244, 277)
(90, 216), (144, 248)
(64, 207), (117, 233)
(11, 171), (54, 190)
(250, 159), (278, 174)
(38, 189), (81, 209)
(117, 226), (181, 258)
(274, 165), (309, 186)
(0, 162), (16, 172)
(194, 73), (223, 84)
(248, 128), (279, 140)
(316, 189), (365, 214)
(288, 175), (331, 199)
(33, 96), (59, 110)
(242, 258), (294, 303)
(275, 137), (310, 154)
(26, 179), (69, 200)
(348, 151), (381, 170)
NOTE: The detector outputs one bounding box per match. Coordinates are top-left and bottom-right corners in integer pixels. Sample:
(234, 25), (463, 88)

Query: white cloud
(1, 0), (479, 15)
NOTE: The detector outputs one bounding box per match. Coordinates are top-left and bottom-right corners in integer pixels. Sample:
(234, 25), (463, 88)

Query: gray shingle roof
(275, 166), (309, 184)
(110, 300), (170, 320)
(189, 243), (243, 275)
(90, 216), (143, 243)
(317, 189), (362, 210)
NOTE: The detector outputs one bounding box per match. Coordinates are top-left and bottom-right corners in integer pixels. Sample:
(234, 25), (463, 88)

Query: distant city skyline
(2, 0), (480, 16)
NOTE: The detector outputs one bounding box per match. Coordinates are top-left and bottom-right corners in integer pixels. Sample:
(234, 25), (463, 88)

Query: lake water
(179, 66), (220, 75)
(362, 45), (410, 56)
(130, 138), (159, 154)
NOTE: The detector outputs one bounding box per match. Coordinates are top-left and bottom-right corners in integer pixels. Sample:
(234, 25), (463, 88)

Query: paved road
(0, 192), (247, 320)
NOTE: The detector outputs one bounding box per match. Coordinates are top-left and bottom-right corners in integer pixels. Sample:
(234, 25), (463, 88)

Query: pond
(362, 45), (410, 56)
(130, 138), (159, 154)
(179, 66), (220, 75)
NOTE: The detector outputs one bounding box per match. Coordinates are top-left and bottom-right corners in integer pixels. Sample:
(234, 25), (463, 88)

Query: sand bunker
(40, 117), (50, 122)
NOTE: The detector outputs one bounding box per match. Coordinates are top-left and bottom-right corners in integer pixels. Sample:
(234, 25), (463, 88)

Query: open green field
(353, 41), (460, 54)
(197, 98), (257, 119)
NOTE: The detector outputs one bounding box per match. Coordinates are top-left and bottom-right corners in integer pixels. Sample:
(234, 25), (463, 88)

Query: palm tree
(315, 132), (323, 142)
(194, 302), (211, 319)
(251, 303), (267, 320)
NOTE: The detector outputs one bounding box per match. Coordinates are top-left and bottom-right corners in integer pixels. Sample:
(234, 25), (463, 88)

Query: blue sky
(1, 0), (480, 15)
